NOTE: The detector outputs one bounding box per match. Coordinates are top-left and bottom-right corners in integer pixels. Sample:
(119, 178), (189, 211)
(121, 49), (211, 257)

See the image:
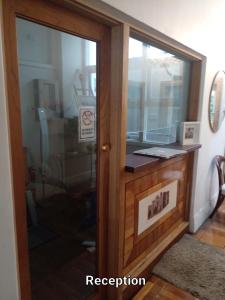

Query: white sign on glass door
(79, 106), (96, 142)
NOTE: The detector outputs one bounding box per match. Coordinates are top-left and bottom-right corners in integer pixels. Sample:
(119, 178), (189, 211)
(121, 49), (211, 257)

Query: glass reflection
(127, 37), (190, 153)
(16, 18), (97, 299)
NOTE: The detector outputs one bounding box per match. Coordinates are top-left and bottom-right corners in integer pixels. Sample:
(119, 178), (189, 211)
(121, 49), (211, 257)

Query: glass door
(16, 17), (104, 300)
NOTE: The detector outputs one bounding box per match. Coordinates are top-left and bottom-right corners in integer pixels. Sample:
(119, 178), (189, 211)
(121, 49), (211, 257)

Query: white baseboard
(189, 192), (218, 233)
(189, 205), (210, 233)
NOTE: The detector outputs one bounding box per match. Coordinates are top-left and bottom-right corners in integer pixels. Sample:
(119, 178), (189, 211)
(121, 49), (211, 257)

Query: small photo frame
(179, 122), (200, 145)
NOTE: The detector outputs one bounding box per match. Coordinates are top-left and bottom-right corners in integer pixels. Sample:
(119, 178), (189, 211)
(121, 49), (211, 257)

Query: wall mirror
(209, 70), (225, 132)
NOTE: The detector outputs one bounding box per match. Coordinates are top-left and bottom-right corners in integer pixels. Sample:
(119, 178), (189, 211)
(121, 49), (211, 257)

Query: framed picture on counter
(179, 121), (200, 145)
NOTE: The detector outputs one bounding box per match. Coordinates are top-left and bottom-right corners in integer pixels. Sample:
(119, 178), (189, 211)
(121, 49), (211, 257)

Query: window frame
(124, 29), (205, 152)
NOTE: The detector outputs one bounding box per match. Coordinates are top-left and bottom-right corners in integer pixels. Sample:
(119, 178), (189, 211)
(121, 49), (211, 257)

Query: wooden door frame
(2, 1), (111, 299)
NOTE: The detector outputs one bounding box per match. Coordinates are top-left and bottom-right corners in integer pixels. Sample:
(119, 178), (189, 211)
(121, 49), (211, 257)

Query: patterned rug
(153, 234), (225, 300)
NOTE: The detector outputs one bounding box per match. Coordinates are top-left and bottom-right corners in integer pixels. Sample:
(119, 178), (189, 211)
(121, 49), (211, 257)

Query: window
(127, 37), (191, 153)
(84, 40), (97, 96)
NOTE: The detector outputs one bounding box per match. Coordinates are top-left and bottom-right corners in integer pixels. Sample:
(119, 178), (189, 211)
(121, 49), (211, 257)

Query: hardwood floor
(134, 201), (225, 299)
(133, 276), (198, 300)
(194, 201), (225, 249)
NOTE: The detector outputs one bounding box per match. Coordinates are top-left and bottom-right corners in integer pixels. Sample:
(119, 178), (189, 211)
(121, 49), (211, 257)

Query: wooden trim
(52, 0), (119, 26)
(184, 152), (195, 221)
(123, 221), (188, 279)
(2, 2), (31, 300)
(107, 23), (129, 300)
(13, 0), (107, 41)
(122, 221), (188, 300)
(124, 154), (189, 183)
(2, 1), (111, 299)
(188, 60), (206, 121)
(96, 20), (111, 300)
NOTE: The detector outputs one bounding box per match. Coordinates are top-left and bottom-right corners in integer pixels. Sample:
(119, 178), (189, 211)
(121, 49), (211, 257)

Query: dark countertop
(125, 144), (201, 173)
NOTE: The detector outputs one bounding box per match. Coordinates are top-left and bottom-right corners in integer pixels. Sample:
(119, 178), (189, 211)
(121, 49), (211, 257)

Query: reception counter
(121, 144), (201, 299)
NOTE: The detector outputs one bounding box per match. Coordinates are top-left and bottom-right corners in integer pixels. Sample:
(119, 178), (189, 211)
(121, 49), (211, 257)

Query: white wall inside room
(102, 0), (225, 231)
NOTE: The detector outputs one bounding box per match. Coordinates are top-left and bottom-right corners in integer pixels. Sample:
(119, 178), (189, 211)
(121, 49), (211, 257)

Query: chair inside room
(210, 155), (225, 218)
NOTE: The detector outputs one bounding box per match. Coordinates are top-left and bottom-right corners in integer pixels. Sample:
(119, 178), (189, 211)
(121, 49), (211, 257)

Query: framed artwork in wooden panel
(123, 156), (188, 269)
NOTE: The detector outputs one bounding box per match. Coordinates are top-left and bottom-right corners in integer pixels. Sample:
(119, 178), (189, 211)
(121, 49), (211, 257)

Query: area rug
(152, 234), (225, 300)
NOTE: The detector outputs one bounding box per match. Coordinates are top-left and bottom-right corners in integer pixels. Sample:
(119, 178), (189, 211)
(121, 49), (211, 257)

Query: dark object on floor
(210, 155), (225, 218)
(153, 234), (225, 300)
(28, 225), (57, 249)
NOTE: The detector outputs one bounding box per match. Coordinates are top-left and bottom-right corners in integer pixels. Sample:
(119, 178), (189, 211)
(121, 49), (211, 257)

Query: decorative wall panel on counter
(137, 180), (178, 235)
(123, 155), (188, 271)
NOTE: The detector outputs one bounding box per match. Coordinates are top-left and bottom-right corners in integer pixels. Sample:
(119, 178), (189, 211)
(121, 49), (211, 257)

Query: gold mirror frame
(209, 70), (225, 132)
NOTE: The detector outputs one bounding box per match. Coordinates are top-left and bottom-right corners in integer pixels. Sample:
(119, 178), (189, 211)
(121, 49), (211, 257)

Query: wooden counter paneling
(123, 155), (189, 272)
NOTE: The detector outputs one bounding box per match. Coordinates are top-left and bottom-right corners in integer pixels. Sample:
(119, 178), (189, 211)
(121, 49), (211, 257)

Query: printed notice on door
(79, 106), (96, 142)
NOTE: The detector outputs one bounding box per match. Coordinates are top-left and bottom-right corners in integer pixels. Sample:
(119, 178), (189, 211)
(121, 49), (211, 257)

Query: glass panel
(16, 18), (97, 299)
(127, 37), (190, 153)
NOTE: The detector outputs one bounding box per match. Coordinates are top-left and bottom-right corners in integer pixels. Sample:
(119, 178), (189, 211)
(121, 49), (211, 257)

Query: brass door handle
(101, 144), (110, 152)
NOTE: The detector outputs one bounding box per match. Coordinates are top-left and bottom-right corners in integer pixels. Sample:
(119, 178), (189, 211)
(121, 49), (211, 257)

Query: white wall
(0, 3), (20, 299)
(103, 0), (225, 231)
